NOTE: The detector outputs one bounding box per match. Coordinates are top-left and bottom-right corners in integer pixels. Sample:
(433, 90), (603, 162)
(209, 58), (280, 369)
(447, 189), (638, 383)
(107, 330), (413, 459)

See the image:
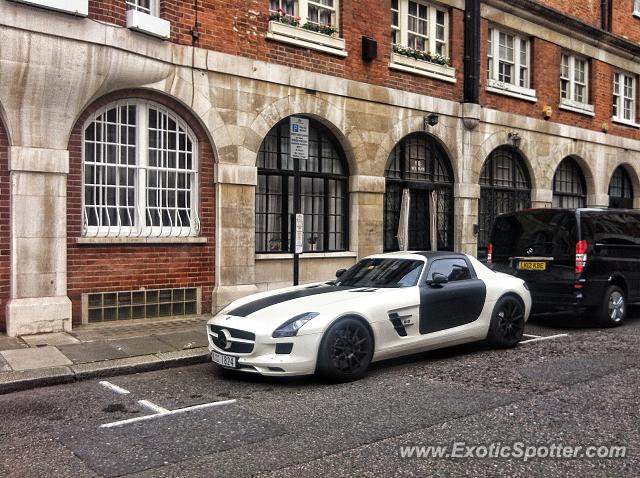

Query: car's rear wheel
(317, 317), (373, 382)
(595, 285), (626, 327)
(487, 295), (525, 348)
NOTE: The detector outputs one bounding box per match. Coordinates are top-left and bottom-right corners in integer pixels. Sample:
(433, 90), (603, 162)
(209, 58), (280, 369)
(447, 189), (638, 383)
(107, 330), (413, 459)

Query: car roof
(366, 251), (469, 261)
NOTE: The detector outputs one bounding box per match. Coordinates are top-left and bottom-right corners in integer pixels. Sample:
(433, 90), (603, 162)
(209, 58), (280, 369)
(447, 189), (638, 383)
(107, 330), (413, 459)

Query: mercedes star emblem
(218, 329), (232, 350)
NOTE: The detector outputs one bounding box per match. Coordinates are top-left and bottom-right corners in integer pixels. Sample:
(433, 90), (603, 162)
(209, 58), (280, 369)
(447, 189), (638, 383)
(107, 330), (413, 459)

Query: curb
(0, 347), (210, 395)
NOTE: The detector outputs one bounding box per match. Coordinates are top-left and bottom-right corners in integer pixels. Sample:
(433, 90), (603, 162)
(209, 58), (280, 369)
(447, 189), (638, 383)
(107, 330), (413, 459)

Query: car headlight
(272, 312), (320, 338)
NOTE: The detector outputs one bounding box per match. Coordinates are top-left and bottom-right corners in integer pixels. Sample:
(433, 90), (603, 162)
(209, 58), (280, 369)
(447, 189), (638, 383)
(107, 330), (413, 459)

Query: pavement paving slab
(0, 354), (11, 373)
(57, 342), (130, 364)
(1, 346), (73, 371)
(105, 336), (176, 357)
(155, 330), (208, 349)
(20, 332), (80, 347)
(0, 335), (27, 351)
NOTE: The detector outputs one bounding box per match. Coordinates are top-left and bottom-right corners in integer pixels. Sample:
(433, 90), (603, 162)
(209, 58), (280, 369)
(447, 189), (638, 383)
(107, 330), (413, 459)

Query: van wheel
(595, 285), (626, 327)
(487, 295), (525, 348)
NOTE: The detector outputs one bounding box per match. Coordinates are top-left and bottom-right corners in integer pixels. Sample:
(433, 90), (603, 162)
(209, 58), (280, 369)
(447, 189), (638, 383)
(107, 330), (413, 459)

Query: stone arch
(373, 115), (460, 182)
(547, 153), (596, 198)
(475, 131), (537, 190)
(247, 94), (360, 176)
(608, 161), (640, 199)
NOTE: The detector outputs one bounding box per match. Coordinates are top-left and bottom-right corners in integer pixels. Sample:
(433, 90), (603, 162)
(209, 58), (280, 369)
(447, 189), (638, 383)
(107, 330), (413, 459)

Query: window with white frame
(613, 72), (637, 123)
(635, 0), (640, 15)
(560, 53), (591, 110)
(268, 0), (338, 27)
(126, 0), (158, 16)
(83, 101), (199, 237)
(487, 27), (534, 99)
(391, 0), (448, 57)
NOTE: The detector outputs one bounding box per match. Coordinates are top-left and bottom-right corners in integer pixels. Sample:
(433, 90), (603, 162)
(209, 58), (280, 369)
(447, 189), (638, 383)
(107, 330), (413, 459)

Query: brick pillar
(6, 147), (72, 336)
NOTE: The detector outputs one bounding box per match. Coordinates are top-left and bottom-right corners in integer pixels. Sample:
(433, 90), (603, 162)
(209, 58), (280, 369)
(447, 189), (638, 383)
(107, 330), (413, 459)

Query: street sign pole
(290, 117), (309, 287)
(292, 213), (303, 286)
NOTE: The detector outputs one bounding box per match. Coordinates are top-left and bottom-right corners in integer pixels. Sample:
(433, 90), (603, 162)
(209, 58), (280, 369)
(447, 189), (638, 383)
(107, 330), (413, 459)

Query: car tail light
(575, 240), (588, 274)
(487, 243), (493, 265)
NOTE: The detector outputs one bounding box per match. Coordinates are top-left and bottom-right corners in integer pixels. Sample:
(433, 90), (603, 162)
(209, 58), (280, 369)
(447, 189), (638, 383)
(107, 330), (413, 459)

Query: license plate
(212, 351), (237, 368)
(517, 261), (546, 271)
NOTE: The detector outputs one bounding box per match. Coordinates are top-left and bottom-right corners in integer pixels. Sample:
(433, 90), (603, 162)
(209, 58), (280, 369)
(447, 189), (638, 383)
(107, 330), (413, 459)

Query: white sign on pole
(295, 213), (304, 254)
(290, 117), (309, 161)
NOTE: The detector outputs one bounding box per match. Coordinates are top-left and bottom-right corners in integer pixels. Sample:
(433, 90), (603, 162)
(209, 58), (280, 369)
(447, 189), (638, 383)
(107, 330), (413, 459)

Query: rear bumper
(530, 281), (607, 314)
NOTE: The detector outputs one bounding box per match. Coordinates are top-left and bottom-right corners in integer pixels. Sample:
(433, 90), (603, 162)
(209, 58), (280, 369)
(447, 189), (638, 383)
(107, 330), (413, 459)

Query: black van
(488, 208), (640, 326)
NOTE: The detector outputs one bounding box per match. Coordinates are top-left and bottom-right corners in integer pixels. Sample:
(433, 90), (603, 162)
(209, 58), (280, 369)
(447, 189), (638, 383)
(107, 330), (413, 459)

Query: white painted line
(520, 333), (568, 344)
(99, 399), (237, 429)
(99, 381), (130, 395)
(138, 400), (170, 414)
(522, 334), (542, 339)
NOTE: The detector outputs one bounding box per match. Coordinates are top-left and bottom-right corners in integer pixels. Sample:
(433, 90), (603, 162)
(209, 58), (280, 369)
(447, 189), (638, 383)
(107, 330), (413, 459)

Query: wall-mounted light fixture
(508, 131), (522, 149)
(424, 113), (439, 129)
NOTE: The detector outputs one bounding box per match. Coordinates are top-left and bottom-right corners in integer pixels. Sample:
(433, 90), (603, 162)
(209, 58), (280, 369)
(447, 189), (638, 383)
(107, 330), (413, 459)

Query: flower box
(267, 20), (347, 57)
(389, 52), (456, 83)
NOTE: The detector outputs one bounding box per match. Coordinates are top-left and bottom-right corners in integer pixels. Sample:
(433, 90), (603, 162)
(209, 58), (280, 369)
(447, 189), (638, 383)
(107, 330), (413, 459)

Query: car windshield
(336, 258), (424, 288)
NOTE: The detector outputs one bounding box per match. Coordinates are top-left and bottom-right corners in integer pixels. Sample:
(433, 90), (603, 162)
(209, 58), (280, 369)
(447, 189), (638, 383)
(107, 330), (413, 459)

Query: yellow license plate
(518, 261), (546, 271)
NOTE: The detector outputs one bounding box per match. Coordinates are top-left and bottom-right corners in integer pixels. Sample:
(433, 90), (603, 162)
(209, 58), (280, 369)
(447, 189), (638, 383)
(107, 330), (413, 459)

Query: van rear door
(490, 210), (577, 311)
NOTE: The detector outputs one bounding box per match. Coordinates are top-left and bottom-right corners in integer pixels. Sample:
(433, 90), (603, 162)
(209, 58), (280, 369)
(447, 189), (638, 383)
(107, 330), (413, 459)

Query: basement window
(84, 288), (200, 323)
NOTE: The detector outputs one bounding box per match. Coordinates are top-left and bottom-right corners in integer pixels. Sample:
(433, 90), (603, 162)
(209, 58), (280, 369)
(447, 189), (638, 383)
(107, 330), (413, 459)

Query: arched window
(479, 146), (531, 258)
(256, 117), (348, 253)
(552, 157), (586, 208)
(383, 133), (454, 251)
(609, 166), (634, 209)
(83, 100), (199, 237)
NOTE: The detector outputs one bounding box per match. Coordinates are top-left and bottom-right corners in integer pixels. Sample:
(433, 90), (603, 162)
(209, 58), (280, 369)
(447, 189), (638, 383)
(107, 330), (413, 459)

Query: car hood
(209, 283), (399, 334)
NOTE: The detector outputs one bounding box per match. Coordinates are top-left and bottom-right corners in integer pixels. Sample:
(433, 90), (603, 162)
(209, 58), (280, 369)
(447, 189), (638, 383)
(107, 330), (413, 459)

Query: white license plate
(212, 351), (237, 368)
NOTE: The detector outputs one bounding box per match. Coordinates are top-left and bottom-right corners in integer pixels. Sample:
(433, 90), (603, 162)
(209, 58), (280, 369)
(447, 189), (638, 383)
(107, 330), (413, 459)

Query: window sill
(389, 52), (456, 84)
(126, 9), (171, 40)
(559, 99), (595, 117)
(256, 251), (357, 260)
(487, 79), (537, 103)
(10, 0), (88, 16)
(266, 20), (347, 58)
(612, 118), (640, 129)
(76, 236), (208, 245)
(634, 11), (640, 19)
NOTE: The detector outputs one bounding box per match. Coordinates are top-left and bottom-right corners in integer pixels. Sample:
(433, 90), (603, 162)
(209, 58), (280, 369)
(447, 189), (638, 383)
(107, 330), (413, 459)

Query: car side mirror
(335, 268), (347, 278)
(428, 272), (449, 286)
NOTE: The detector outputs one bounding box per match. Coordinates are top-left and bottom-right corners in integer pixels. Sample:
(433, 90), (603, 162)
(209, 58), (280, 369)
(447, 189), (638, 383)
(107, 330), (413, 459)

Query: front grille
(209, 325), (255, 353)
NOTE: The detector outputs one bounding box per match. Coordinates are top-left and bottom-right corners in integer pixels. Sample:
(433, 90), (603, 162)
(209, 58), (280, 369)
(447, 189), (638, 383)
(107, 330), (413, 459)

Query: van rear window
(491, 210), (576, 260)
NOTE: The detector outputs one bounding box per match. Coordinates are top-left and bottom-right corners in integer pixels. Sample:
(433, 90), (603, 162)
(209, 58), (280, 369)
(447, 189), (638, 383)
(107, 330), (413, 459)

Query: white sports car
(207, 251), (531, 381)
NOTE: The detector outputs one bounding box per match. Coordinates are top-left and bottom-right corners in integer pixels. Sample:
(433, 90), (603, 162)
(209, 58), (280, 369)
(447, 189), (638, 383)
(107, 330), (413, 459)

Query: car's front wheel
(317, 317), (373, 382)
(595, 285), (626, 327)
(487, 295), (525, 348)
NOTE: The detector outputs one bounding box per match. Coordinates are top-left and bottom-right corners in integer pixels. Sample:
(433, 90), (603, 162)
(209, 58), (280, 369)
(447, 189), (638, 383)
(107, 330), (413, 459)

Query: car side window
(426, 259), (472, 283)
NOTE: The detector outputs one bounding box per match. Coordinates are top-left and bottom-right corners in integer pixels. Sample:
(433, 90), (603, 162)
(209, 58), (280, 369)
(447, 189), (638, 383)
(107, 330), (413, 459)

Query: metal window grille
(478, 147), (531, 257)
(552, 157), (586, 208)
(126, 0), (157, 16)
(609, 166), (634, 209)
(84, 287), (200, 323)
(83, 101), (199, 238)
(383, 134), (454, 252)
(255, 117), (348, 253)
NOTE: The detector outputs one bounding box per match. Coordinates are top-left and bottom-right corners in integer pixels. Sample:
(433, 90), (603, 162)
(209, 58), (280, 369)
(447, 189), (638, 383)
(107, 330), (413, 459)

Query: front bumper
(206, 323), (321, 376)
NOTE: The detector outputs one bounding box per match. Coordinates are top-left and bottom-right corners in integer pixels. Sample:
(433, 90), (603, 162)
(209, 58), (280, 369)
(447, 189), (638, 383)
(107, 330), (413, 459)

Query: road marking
(520, 333), (568, 344)
(522, 334), (542, 339)
(99, 381), (130, 395)
(137, 400), (170, 414)
(100, 399), (237, 429)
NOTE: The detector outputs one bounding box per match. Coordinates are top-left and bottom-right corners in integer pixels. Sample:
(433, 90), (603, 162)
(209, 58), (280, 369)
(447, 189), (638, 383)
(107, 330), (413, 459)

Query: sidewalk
(0, 316), (212, 394)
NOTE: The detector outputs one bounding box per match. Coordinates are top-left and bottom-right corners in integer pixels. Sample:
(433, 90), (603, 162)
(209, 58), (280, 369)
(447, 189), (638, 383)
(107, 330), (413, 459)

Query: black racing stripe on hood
(226, 284), (351, 317)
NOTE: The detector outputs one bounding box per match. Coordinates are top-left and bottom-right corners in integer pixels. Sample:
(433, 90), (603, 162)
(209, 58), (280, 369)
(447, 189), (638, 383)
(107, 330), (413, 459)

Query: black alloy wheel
(317, 318), (374, 382)
(487, 296), (525, 348)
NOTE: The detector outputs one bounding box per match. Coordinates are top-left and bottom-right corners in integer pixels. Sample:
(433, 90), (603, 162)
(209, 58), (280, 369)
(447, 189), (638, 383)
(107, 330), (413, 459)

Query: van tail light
(575, 240), (588, 274)
(487, 243), (493, 265)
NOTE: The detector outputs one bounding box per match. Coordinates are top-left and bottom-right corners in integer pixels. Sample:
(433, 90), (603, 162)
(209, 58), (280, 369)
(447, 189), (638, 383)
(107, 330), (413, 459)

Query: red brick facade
(0, 119), (9, 332)
(66, 90), (216, 324)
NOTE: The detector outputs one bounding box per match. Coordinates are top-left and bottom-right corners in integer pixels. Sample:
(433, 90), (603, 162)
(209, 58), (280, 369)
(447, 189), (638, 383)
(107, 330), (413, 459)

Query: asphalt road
(1, 311), (639, 478)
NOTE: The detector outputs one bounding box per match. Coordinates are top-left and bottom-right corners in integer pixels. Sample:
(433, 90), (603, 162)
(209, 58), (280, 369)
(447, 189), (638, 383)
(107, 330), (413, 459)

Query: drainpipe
(601, 0), (612, 32)
(463, 0), (481, 104)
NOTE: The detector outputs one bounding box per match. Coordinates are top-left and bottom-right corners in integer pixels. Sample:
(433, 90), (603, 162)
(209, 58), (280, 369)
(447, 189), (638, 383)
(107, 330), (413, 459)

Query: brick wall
(66, 90), (216, 324)
(0, 119), (9, 332)
(534, 0), (602, 26)
(611, 0), (640, 44)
